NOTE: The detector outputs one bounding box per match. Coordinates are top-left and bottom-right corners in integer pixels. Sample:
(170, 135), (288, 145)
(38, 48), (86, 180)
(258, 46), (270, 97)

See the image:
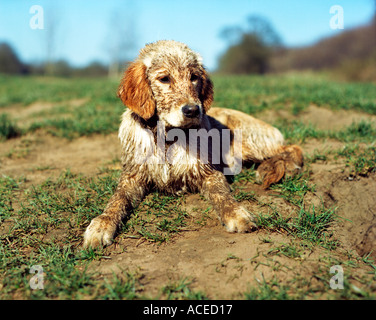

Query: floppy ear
(118, 61), (156, 120)
(199, 68), (214, 113)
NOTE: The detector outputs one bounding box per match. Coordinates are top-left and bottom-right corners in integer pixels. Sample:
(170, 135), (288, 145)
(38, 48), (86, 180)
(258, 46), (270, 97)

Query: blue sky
(0, 0), (374, 71)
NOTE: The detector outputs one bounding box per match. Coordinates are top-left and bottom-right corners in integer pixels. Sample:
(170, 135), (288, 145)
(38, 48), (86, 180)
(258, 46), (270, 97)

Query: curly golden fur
(83, 40), (303, 248)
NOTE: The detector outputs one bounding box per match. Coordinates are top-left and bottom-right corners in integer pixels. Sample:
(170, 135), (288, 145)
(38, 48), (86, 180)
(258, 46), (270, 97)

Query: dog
(83, 40), (303, 248)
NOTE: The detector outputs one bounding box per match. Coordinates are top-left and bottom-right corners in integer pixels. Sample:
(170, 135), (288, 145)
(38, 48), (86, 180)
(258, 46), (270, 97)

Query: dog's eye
(190, 74), (199, 82)
(159, 76), (170, 84)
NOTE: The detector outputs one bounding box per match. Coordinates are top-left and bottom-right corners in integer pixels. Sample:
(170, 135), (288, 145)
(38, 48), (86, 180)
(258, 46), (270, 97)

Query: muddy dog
(83, 40), (303, 248)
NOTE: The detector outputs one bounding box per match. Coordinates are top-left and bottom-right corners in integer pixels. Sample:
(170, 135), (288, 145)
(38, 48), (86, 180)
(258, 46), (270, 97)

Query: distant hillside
(270, 17), (376, 81)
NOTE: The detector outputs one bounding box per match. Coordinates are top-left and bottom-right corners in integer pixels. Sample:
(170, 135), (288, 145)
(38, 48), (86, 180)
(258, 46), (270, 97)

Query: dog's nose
(182, 105), (200, 118)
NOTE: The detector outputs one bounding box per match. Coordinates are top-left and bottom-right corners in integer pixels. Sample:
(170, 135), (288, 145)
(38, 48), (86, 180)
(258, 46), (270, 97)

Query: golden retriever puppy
(83, 40), (303, 248)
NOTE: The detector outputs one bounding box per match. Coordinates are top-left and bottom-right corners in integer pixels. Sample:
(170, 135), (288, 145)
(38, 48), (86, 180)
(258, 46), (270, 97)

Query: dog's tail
(256, 145), (304, 189)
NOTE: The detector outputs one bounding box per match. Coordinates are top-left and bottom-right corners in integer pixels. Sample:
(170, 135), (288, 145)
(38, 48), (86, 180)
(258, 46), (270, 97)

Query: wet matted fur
(83, 40), (303, 248)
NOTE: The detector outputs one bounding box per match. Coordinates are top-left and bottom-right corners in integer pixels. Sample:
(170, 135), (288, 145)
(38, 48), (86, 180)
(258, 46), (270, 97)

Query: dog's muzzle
(182, 104), (200, 119)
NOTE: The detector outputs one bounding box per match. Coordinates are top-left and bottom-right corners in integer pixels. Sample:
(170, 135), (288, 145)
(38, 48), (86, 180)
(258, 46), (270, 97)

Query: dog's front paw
(222, 206), (258, 233)
(83, 215), (117, 248)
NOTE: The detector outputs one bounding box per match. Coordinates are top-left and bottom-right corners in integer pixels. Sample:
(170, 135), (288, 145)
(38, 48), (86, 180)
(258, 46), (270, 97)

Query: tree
(73, 61), (108, 77)
(0, 43), (26, 74)
(52, 60), (72, 77)
(219, 34), (270, 74)
(218, 15), (281, 74)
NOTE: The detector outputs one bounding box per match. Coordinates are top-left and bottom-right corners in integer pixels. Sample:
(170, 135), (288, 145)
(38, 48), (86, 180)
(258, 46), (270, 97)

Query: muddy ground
(1, 103), (375, 299)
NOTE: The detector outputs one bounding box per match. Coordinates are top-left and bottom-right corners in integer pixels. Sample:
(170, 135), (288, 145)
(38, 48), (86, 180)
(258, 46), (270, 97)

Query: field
(0, 73), (376, 300)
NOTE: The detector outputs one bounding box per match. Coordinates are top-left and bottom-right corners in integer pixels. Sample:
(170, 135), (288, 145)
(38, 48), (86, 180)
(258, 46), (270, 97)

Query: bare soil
(1, 103), (375, 299)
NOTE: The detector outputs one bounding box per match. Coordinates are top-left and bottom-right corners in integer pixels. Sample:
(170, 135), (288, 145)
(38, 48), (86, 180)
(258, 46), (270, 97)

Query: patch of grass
(246, 251), (376, 300)
(0, 75), (123, 139)
(234, 190), (257, 201)
(291, 103), (306, 116)
(213, 74), (376, 115)
(336, 144), (376, 176)
(333, 120), (376, 143)
(1, 169), (190, 251)
(161, 278), (208, 300)
(0, 113), (21, 140)
(123, 192), (190, 244)
(233, 168), (337, 249)
(0, 169), (159, 300)
(244, 276), (292, 300)
(1, 242), (97, 299)
(306, 149), (328, 163)
(28, 101), (124, 139)
(0, 170), (122, 299)
(256, 201), (337, 250)
(291, 204), (338, 249)
(276, 120), (325, 143)
(311, 252), (376, 299)
(13, 170), (120, 234)
(272, 119), (376, 144)
(5, 138), (33, 159)
(270, 173), (315, 206)
(100, 270), (141, 300)
(233, 165), (257, 185)
(0, 75), (118, 107)
(266, 241), (304, 259)
(2, 74), (375, 141)
(0, 176), (23, 222)
(256, 209), (291, 233)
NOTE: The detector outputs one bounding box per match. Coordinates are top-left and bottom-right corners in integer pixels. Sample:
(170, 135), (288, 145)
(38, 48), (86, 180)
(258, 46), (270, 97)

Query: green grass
(0, 75), (118, 107)
(277, 120), (325, 143)
(213, 74), (376, 115)
(253, 170), (338, 250)
(0, 113), (21, 140)
(256, 204), (338, 250)
(0, 169), (195, 299)
(100, 271), (141, 300)
(333, 120), (376, 143)
(305, 142), (376, 177)
(0, 176), (22, 222)
(161, 278), (208, 300)
(245, 258), (376, 300)
(274, 119), (376, 144)
(1, 73), (375, 140)
(0, 74), (122, 140)
(123, 192), (190, 243)
(270, 173), (315, 206)
(0, 170), (118, 299)
(28, 101), (125, 139)
(244, 276), (292, 300)
(291, 204), (338, 249)
(336, 144), (376, 176)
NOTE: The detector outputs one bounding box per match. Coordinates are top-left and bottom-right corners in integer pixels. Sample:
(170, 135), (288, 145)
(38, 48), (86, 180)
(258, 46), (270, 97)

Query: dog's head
(118, 40), (213, 127)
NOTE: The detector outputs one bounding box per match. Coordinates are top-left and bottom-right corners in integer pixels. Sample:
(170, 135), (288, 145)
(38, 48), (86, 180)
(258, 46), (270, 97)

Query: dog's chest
(147, 143), (202, 190)
(120, 118), (203, 191)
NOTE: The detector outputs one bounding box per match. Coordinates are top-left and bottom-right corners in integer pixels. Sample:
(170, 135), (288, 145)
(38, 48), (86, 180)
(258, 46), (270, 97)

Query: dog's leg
(240, 129), (303, 189)
(83, 171), (147, 248)
(201, 170), (257, 232)
(255, 144), (304, 189)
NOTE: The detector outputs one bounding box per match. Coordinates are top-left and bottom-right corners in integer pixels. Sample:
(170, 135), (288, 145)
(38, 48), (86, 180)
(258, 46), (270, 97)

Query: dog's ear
(118, 61), (156, 120)
(199, 68), (214, 113)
